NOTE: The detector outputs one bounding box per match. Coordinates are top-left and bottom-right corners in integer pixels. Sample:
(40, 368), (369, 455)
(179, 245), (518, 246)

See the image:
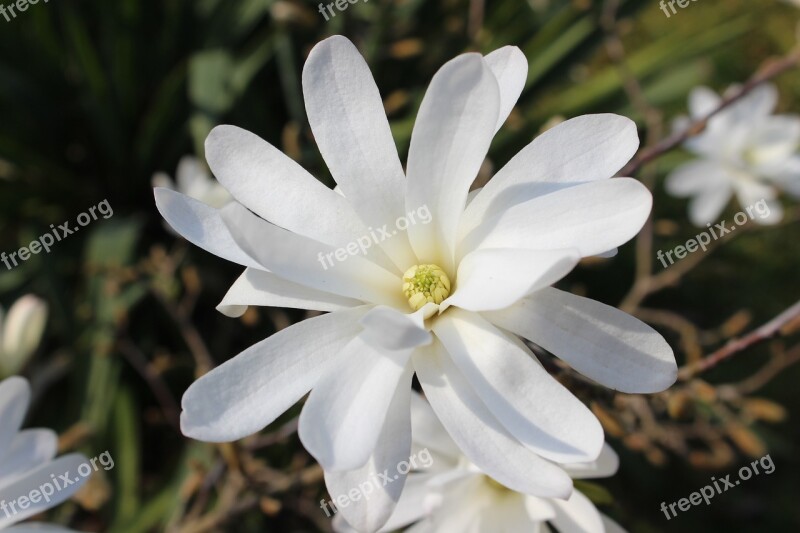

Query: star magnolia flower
(0, 377), (88, 531)
(0, 296), (48, 377)
(666, 84), (800, 226)
(152, 156), (232, 210)
(155, 35), (676, 529)
(333, 394), (625, 533)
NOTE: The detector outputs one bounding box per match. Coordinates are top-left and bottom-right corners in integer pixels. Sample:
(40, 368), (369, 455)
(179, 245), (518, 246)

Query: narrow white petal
(359, 306), (433, 352)
(443, 248), (579, 312)
(221, 203), (405, 308)
(0, 429), (58, 489)
(664, 159), (732, 198)
(601, 513), (628, 533)
(299, 336), (412, 471)
(180, 307), (368, 442)
(406, 53), (500, 272)
(688, 183), (732, 226)
(217, 268), (362, 317)
(413, 340), (574, 498)
(324, 371), (413, 532)
(484, 288), (677, 393)
(0, 454), (89, 529)
(409, 393), (462, 463)
(462, 114), (639, 237)
(484, 46), (527, 133)
(378, 472), (440, 531)
(153, 188), (261, 269)
(688, 86), (721, 119)
(734, 181), (783, 225)
(460, 178), (651, 260)
(303, 36), (416, 271)
(550, 490), (605, 533)
(561, 443), (620, 480)
(433, 310), (603, 463)
(205, 125), (369, 249)
(0, 377), (29, 458)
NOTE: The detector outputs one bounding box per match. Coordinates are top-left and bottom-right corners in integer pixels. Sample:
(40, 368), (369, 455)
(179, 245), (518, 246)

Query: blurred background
(0, 0), (798, 531)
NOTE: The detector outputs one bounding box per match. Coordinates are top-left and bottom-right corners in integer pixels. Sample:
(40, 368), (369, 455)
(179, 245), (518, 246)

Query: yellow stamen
(402, 264), (451, 311)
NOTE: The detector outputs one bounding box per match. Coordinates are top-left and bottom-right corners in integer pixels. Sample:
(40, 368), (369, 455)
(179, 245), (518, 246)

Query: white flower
(152, 156), (232, 210)
(0, 296), (48, 377)
(0, 377), (88, 531)
(155, 35), (676, 530)
(666, 84), (800, 226)
(333, 394), (626, 533)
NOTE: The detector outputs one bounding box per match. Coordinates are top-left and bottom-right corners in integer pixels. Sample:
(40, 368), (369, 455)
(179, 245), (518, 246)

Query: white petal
(1, 296), (48, 375)
(323, 372), (413, 533)
(217, 268), (361, 317)
(687, 86), (721, 119)
(688, 183), (732, 226)
(561, 443), (619, 480)
(484, 46), (527, 133)
(221, 203), (405, 308)
(549, 489), (604, 533)
(205, 125), (370, 250)
(405, 53), (500, 273)
(409, 393), (462, 463)
(460, 178), (652, 259)
(359, 306), (433, 352)
(378, 472), (440, 531)
(299, 336), (412, 471)
(462, 114), (639, 237)
(433, 310), (603, 463)
(733, 181), (783, 225)
(180, 306), (369, 442)
(413, 340), (574, 498)
(443, 248), (579, 312)
(153, 188), (261, 269)
(0, 454), (89, 529)
(303, 36), (416, 271)
(524, 496), (557, 522)
(664, 159), (732, 198)
(0, 429), (58, 489)
(747, 115), (800, 167)
(6, 525), (78, 532)
(730, 83), (777, 121)
(484, 288), (677, 393)
(601, 513), (628, 533)
(0, 377), (29, 458)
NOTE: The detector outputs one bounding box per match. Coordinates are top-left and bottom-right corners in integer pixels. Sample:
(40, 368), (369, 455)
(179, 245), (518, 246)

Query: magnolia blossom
(666, 84), (800, 226)
(0, 377), (88, 531)
(334, 394), (625, 533)
(155, 35), (676, 531)
(0, 296), (48, 377)
(152, 156), (232, 210)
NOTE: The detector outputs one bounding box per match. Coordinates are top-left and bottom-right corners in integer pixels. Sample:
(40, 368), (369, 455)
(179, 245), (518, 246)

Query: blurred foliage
(0, 0), (799, 531)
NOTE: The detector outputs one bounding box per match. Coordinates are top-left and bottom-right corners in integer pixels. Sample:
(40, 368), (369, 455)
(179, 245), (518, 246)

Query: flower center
(402, 264), (451, 311)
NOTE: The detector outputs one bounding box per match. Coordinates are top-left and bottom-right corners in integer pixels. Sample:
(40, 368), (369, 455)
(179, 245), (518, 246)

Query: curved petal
(601, 513), (627, 533)
(323, 368), (413, 532)
(747, 115), (800, 168)
(0, 429), (58, 489)
(733, 181), (783, 225)
(6, 525), (79, 532)
(303, 36), (415, 271)
(217, 268), (362, 317)
(0, 453), (89, 529)
(205, 126), (372, 251)
(484, 288), (677, 393)
(409, 393), (462, 465)
(413, 339), (574, 498)
(153, 188), (262, 269)
(462, 114), (639, 237)
(664, 159), (732, 198)
(0, 377), (29, 458)
(561, 443), (619, 480)
(180, 306), (369, 442)
(549, 489), (604, 533)
(687, 183), (732, 226)
(688, 86), (721, 119)
(433, 310), (603, 463)
(359, 306), (433, 352)
(484, 46), (527, 133)
(221, 203), (405, 308)
(299, 336), (412, 471)
(460, 178), (652, 260)
(443, 248), (579, 312)
(406, 53), (500, 273)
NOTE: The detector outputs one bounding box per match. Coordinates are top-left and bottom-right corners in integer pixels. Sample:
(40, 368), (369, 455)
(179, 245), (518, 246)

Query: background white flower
(155, 35), (676, 532)
(333, 394), (626, 533)
(0, 377), (88, 531)
(0, 296), (48, 377)
(666, 84), (800, 226)
(152, 156), (231, 210)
